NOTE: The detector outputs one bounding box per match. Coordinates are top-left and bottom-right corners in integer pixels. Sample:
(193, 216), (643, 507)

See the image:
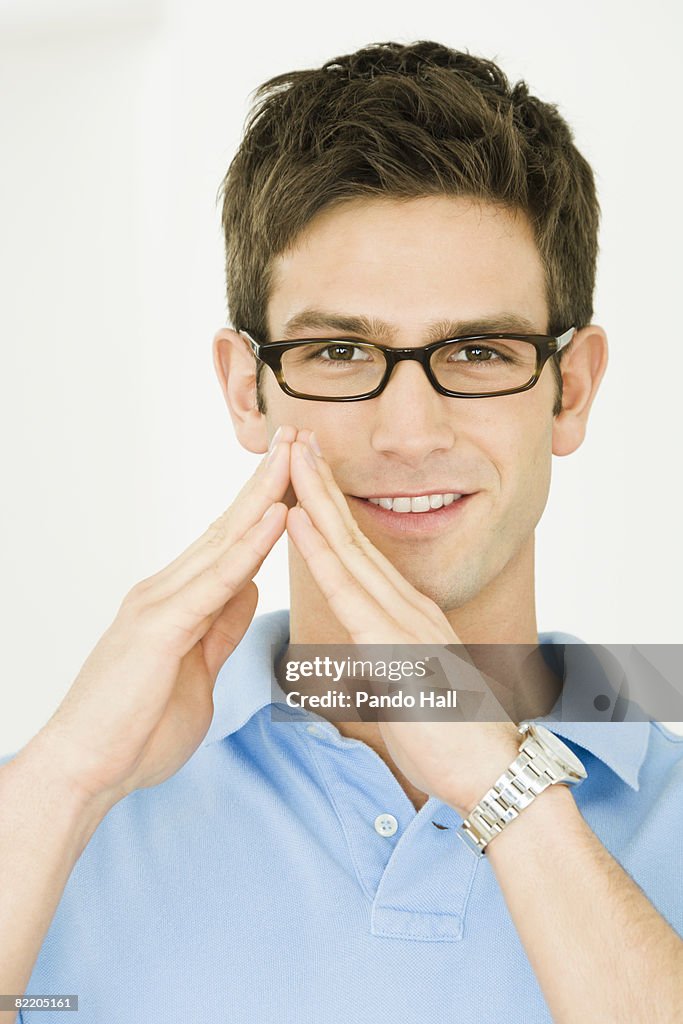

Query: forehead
(267, 196), (548, 338)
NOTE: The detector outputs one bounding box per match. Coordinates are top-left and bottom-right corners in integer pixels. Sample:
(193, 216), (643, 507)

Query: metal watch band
(458, 732), (568, 857)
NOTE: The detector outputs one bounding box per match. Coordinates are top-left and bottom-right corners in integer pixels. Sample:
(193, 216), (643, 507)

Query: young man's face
(233, 196), (588, 612)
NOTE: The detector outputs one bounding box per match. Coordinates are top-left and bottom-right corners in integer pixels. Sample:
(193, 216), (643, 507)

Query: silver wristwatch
(457, 722), (587, 857)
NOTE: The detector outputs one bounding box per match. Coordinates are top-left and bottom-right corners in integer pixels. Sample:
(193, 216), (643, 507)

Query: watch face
(527, 724), (587, 778)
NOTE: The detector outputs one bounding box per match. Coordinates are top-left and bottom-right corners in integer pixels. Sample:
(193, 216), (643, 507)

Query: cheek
(263, 380), (362, 458)
(475, 396), (553, 507)
(504, 418), (553, 527)
(262, 375), (325, 432)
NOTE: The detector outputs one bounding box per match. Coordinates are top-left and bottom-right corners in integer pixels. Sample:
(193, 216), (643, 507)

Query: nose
(369, 358), (456, 465)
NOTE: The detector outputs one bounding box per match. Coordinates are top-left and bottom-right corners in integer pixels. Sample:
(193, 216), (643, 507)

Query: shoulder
(647, 722), (683, 769)
(638, 721), (683, 796)
(646, 721), (683, 765)
(650, 722), (683, 745)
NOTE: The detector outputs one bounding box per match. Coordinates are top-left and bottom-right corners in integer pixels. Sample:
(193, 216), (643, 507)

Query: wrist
(484, 782), (583, 860)
(456, 722), (588, 857)
(18, 730), (122, 822)
(448, 732), (522, 819)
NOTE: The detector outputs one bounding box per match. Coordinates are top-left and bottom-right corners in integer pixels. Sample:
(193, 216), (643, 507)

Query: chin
(392, 556), (484, 613)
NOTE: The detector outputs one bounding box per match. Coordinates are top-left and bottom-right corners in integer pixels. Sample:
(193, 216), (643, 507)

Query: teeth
(367, 493), (463, 513)
(392, 497), (412, 513)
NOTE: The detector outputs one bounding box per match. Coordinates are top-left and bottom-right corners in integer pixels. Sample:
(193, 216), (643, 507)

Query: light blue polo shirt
(4, 610), (683, 1023)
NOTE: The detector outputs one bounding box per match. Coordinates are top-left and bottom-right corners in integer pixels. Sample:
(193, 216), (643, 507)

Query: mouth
(348, 490), (476, 535)
(359, 490), (468, 513)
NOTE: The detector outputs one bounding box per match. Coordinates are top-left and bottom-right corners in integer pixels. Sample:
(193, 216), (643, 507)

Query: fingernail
(268, 426), (284, 452)
(261, 504), (278, 520)
(309, 431), (322, 457)
(297, 506), (312, 525)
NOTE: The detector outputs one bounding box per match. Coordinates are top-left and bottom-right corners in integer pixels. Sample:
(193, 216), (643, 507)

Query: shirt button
(306, 724), (322, 737)
(374, 813), (398, 837)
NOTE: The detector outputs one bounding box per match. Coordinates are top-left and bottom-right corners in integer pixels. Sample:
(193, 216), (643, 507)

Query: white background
(1, 0), (681, 753)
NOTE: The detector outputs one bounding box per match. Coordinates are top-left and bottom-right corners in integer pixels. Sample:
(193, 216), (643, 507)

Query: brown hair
(218, 40), (600, 415)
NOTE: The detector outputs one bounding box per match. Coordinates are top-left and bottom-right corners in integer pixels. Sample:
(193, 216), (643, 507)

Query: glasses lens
(281, 341), (386, 397)
(431, 339), (538, 394)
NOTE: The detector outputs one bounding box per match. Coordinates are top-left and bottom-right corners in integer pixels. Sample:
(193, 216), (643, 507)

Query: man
(1, 40), (682, 1024)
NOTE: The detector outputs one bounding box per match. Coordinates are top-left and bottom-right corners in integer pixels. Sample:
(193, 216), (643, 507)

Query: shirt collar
(534, 632), (650, 791)
(203, 612), (650, 791)
(202, 609), (292, 748)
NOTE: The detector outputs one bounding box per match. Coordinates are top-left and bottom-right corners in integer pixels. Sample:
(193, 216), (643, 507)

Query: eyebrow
(279, 308), (541, 343)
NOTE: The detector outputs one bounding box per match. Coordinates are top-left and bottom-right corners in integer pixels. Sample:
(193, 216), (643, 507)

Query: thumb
(201, 580), (259, 681)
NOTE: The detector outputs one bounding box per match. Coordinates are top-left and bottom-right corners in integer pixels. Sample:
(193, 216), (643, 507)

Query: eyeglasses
(240, 326), (576, 402)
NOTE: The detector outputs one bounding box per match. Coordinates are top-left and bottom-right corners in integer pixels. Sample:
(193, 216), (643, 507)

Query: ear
(552, 325), (608, 457)
(212, 328), (269, 454)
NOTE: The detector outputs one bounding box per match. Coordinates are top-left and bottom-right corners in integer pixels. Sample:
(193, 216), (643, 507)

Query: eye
(316, 343), (372, 362)
(450, 345), (502, 362)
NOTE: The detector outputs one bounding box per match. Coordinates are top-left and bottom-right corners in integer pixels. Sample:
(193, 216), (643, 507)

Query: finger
(138, 501), (289, 657)
(290, 441), (443, 638)
(294, 430), (447, 627)
(286, 504), (412, 643)
(201, 579), (259, 681)
(138, 438), (293, 599)
(167, 427), (295, 570)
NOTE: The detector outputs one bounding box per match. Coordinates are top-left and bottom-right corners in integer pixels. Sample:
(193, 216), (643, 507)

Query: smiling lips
(361, 492), (465, 513)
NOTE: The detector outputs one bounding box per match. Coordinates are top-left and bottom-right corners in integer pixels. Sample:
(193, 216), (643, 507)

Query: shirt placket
(300, 721), (480, 942)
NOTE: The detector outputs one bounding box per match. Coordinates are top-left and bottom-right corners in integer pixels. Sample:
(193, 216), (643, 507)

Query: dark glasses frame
(239, 326), (576, 401)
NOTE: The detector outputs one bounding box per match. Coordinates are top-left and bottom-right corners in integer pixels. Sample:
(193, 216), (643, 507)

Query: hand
(285, 429), (520, 816)
(30, 427), (296, 808)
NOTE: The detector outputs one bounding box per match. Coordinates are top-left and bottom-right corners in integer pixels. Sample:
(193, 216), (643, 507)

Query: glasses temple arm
(556, 327), (577, 352)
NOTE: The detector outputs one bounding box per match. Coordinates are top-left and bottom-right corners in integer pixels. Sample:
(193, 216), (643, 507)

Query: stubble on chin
(384, 546), (487, 613)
